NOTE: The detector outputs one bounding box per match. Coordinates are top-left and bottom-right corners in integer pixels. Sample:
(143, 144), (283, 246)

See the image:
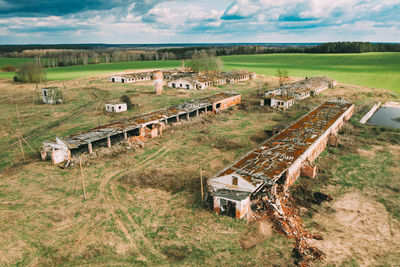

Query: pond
(367, 106), (400, 129)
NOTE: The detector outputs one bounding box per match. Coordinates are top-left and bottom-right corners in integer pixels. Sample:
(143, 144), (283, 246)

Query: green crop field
(0, 57), (34, 69)
(222, 52), (400, 93)
(0, 60), (181, 80)
(0, 52), (399, 92)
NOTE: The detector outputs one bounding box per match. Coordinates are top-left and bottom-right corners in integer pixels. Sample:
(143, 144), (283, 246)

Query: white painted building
(167, 78), (208, 90)
(109, 72), (153, 83)
(269, 96), (295, 109)
(105, 102), (127, 113)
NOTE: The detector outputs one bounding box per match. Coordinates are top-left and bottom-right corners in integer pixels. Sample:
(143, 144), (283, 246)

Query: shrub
(1, 64), (16, 72)
(120, 95), (132, 110)
(15, 62), (46, 83)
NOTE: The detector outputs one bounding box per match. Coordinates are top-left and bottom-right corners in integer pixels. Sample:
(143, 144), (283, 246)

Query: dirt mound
(240, 220), (274, 250)
(308, 192), (400, 265)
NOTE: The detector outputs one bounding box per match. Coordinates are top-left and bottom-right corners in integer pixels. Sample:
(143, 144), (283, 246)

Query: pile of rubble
(251, 184), (324, 266)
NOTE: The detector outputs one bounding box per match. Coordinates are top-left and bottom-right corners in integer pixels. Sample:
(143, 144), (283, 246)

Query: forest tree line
(1, 42), (400, 69)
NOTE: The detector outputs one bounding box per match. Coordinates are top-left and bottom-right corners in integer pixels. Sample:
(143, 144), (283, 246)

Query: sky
(0, 0), (399, 44)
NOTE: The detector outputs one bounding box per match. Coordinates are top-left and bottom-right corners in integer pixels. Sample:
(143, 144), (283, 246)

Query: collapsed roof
(58, 92), (240, 149)
(209, 100), (353, 198)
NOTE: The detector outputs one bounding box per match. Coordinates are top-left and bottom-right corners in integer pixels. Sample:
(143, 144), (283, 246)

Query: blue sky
(0, 0), (399, 44)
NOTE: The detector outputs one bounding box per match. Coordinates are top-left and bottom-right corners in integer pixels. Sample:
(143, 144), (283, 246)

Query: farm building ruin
(105, 102), (127, 113)
(41, 92), (241, 165)
(262, 77), (337, 109)
(167, 70), (256, 90)
(109, 71), (153, 83)
(206, 99), (354, 220)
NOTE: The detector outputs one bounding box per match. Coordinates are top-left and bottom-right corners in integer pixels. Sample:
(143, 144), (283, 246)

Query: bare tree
(276, 69), (289, 86)
(187, 50), (223, 74)
(120, 95), (133, 110)
(15, 62), (46, 83)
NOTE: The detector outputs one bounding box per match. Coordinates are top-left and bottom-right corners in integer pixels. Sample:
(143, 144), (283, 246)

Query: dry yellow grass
(0, 73), (399, 266)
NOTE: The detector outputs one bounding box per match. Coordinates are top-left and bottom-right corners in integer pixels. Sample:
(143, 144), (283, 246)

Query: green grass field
(0, 60), (181, 80)
(0, 52), (399, 92)
(0, 57), (34, 70)
(222, 52), (400, 93)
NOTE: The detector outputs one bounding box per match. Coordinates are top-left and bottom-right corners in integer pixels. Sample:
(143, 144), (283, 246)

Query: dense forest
(1, 42), (399, 68)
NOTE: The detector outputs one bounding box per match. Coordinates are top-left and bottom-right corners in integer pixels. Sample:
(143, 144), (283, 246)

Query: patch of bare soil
(308, 192), (400, 265)
(240, 220), (274, 250)
(119, 167), (199, 193)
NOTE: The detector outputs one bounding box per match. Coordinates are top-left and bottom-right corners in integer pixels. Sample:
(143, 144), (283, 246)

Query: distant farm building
(167, 77), (212, 90)
(268, 95), (295, 109)
(167, 70), (256, 90)
(105, 102), (127, 113)
(281, 77), (337, 96)
(109, 72), (153, 83)
(261, 77), (337, 109)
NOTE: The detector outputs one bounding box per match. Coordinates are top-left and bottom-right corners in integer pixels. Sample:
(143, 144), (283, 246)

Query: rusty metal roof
(215, 101), (353, 185)
(61, 92), (240, 148)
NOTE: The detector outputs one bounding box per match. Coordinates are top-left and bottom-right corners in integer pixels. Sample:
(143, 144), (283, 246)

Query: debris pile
(251, 184), (324, 266)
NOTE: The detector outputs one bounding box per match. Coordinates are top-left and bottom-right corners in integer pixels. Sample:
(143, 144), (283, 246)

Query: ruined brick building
(207, 100), (354, 219)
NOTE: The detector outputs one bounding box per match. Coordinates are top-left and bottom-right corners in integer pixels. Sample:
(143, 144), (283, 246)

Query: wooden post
(73, 169), (79, 194)
(186, 113), (190, 121)
(35, 84), (40, 104)
(15, 104), (21, 125)
(88, 142), (93, 154)
(176, 115), (180, 122)
(18, 136), (25, 161)
(124, 131), (128, 140)
(196, 109), (199, 117)
(63, 83), (67, 103)
(107, 136), (111, 148)
(200, 166), (204, 203)
(80, 159), (87, 200)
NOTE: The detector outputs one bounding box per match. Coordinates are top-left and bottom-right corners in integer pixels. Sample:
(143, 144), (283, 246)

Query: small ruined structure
(42, 87), (63, 104)
(262, 77), (336, 109)
(41, 92), (241, 164)
(267, 95), (295, 109)
(153, 70), (163, 95)
(105, 102), (127, 113)
(109, 71), (153, 83)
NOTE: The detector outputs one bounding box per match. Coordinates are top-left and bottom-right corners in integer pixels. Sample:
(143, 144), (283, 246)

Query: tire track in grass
(99, 171), (143, 258)
(109, 174), (166, 261)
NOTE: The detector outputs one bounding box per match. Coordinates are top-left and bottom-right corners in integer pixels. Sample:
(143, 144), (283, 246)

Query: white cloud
(0, 0), (399, 43)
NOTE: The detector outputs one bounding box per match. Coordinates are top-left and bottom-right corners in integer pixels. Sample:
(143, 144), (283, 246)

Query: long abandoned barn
(207, 100), (354, 220)
(41, 92), (241, 165)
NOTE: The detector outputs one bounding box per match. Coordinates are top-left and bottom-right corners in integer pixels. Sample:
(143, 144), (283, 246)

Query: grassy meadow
(0, 53), (400, 266)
